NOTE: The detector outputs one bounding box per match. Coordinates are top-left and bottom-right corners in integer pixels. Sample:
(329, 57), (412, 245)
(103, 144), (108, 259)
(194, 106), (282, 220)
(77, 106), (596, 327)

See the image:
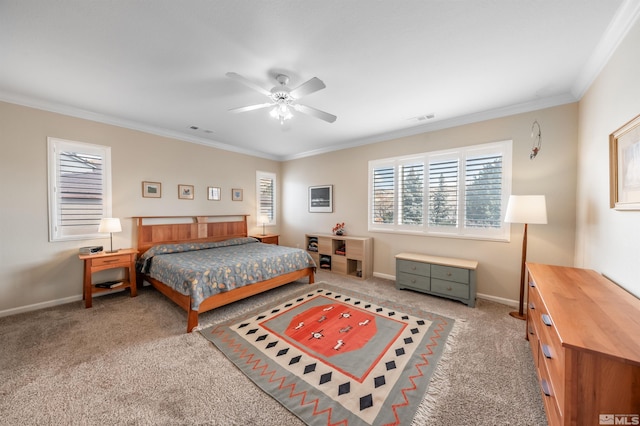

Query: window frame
(368, 140), (512, 241)
(256, 170), (277, 227)
(47, 137), (112, 242)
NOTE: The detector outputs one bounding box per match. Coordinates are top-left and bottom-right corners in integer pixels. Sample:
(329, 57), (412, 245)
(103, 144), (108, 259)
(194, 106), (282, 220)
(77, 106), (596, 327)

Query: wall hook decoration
(530, 120), (542, 160)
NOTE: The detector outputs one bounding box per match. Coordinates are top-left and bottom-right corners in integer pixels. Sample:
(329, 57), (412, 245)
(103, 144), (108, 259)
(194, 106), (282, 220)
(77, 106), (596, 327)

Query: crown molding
(571, 0), (640, 99)
(283, 93), (577, 161)
(0, 91), (280, 161)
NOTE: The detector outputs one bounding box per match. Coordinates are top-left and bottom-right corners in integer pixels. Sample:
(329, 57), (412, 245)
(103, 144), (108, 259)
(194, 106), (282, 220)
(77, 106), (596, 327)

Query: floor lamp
(504, 195), (547, 320)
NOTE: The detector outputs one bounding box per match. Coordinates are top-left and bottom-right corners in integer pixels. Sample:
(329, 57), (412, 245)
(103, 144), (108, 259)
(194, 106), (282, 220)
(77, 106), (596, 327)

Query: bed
(134, 215), (315, 332)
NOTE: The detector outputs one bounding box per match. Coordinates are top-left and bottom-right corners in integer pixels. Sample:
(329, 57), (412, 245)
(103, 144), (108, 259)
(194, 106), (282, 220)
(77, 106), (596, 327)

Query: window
(368, 140), (512, 240)
(256, 171), (277, 226)
(47, 137), (112, 241)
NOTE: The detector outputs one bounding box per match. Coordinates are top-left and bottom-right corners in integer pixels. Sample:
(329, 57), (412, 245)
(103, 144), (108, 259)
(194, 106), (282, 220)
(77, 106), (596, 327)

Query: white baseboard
(0, 295), (82, 318)
(373, 272), (518, 308)
(476, 292), (518, 308)
(373, 272), (395, 281)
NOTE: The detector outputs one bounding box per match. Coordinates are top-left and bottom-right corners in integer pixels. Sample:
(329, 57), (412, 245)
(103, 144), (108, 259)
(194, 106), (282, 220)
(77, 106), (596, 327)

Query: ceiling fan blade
(229, 103), (274, 113)
(226, 72), (272, 97)
(293, 104), (337, 123)
(289, 77), (326, 99)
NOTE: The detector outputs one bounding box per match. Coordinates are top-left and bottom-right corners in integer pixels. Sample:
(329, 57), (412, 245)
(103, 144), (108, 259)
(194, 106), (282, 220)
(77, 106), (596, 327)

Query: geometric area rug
(200, 284), (455, 425)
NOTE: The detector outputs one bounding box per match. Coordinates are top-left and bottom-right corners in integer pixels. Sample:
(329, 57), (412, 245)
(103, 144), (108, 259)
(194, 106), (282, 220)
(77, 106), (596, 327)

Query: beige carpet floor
(0, 271), (547, 425)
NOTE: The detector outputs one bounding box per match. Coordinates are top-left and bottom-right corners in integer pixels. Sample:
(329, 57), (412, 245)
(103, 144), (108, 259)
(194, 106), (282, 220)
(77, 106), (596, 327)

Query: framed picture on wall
(610, 113), (640, 210)
(207, 186), (221, 201)
(178, 184), (194, 200)
(232, 188), (243, 201)
(309, 185), (333, 213)
(142, 181), (161, 198)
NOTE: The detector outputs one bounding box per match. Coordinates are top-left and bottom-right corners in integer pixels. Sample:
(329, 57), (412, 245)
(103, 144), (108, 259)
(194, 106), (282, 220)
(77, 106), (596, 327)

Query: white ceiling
(1, 1), (639, 160)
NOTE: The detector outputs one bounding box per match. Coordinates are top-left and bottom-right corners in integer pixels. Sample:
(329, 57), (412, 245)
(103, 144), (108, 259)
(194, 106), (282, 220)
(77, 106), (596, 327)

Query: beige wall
(0, 101), (280, 313)
(281, 104), (578, 304)
(3, 17), (638, 315)
(576, 17), (640, 297)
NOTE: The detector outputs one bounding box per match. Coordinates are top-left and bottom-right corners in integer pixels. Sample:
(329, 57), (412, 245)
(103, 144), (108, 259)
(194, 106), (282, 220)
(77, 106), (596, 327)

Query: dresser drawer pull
(542, 344), (552, 359)
(541, 314), (553, 327)
(102, 258), (120, 263)
(411, 279), (417, 284)
(411, 266), (417, 270)
(540, 379), (552, 397)
(529, 302), (535, 310)
(446, 272), (452, 276)
(529, 281), (536, 288)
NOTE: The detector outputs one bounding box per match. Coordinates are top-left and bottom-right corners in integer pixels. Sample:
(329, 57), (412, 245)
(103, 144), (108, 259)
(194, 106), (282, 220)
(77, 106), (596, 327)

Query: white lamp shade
(504, 195), (547, 224)
(258, 215), (270, 224)
(98, 218), (122, 233)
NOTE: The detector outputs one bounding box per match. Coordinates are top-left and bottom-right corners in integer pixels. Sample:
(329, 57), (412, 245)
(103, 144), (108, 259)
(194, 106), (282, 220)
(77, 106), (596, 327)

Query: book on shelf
(94, 281), (124, 289)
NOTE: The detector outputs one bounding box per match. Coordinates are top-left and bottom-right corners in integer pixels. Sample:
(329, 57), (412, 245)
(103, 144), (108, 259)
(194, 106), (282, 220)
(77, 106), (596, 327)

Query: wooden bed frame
(134, 215), (315, 332)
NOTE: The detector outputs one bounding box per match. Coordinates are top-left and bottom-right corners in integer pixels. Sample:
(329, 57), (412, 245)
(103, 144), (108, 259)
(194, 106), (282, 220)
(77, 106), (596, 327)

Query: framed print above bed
(309, 185), (333, 213)
(208, 186), (221, 201)
(610, 113), (640, 210)
(142, 181), (161, 198)
(178, 184), (194, 200)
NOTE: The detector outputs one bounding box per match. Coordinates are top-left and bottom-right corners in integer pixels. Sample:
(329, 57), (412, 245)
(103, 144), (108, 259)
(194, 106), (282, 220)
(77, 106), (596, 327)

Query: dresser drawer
(92, 254), (131, 267)
(432, 264), (469, 284)
(536, 313), (565, 410)
(431, 278), (469, 300)
(396, 271), (430, 291)
(398, 260), (430, 277)
(538, 340), (563, 426)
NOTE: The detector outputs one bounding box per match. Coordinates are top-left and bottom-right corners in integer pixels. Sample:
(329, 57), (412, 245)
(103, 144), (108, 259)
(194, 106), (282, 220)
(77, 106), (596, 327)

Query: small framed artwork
(232, 188), (243, 201)
(178, 184), (194, 200)
(610, 113), (640, 210)
(142, 181), (161, 198)
(207, 186), (221, 201)
(309, 185), (333, 213)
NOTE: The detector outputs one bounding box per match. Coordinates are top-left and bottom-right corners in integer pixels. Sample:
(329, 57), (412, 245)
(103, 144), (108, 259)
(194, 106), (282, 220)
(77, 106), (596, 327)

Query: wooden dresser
(526, 263), (640, 426)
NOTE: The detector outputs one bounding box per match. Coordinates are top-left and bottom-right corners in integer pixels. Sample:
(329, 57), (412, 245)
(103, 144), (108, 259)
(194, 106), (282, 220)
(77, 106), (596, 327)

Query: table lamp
(258, 215), (270, 236)
(98, 218), (122, 253)
(504, 195), (547, 320)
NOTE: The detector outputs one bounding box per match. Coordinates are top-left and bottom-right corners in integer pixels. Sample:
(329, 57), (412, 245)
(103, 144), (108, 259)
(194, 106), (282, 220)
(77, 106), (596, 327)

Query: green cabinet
(395, 253), (478, 307)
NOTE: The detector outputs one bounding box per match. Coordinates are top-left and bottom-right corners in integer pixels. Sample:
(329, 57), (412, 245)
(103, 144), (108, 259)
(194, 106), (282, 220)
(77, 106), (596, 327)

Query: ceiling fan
(226, 72), (337, 125)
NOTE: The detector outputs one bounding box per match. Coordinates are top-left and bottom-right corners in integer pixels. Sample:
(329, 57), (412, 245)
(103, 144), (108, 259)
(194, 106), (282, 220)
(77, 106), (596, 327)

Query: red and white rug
(201, 284), (455, 425)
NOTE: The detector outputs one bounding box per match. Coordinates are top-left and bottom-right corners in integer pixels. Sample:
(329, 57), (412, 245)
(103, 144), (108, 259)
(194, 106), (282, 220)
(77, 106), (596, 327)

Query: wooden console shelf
(525, 263), (640, 426)
(306, 234), (372, 280)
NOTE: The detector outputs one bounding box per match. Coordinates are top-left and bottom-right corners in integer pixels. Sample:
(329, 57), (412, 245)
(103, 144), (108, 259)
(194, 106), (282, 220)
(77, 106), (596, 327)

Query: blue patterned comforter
(137, 238), (316, 310)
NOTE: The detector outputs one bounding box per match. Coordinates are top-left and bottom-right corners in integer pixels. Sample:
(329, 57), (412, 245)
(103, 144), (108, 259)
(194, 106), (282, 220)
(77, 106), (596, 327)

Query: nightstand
(251, 234), (279, 245)
(79, 248), (138, 308)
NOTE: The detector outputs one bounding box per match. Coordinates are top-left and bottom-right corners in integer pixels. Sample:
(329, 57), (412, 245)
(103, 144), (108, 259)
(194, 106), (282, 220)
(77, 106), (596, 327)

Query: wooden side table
(251, 234), (279, 245)
(78, 248), (138, 308)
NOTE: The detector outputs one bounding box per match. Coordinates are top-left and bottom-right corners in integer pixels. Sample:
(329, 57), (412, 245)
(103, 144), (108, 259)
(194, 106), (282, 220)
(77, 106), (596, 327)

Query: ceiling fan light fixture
(270, 105), (293, 124)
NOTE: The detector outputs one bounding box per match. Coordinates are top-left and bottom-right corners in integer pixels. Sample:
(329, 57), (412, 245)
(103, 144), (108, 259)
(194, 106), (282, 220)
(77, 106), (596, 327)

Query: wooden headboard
(133, 215), (249, 255)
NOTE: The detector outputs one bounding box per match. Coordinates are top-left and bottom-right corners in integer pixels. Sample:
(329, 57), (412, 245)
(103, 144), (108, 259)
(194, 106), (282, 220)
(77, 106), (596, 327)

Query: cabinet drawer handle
(103, 258), (120, 263)
(529, 302), (535, 310)
(446, 272), (452, 276)
(529, 281), (536, 288)
(411, 266), (416, 270)
(542, 344), (552, 359)
(411, 279), (416, 284)
(540, 379), (552, 397)
(541, 314), (553, 327)
(447, 286), (452, 291)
